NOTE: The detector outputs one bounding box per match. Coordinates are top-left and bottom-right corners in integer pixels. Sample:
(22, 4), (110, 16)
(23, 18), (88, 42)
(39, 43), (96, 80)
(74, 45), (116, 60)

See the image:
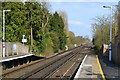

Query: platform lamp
(103, 6), (112, 61)
(2, 10), (11, 57)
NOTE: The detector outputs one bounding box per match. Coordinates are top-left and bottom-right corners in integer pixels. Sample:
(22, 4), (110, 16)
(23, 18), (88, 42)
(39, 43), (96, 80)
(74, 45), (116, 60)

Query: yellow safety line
(96, 55), (106, 80)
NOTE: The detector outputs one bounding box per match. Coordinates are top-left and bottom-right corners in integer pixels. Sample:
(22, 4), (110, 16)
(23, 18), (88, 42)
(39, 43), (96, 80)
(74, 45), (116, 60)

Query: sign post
(2, 40), (5, 57)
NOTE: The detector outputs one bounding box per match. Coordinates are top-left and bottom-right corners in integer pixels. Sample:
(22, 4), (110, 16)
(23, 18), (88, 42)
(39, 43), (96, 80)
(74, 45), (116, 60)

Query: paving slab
(74, 54), (105, 80)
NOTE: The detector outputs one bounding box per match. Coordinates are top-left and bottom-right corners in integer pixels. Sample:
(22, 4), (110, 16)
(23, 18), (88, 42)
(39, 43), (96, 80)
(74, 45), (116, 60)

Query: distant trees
(92, 14), (117, 50)
(2, 1), (90, 56)
(91, 16), (110, 50)
(68, 31), (88, 47)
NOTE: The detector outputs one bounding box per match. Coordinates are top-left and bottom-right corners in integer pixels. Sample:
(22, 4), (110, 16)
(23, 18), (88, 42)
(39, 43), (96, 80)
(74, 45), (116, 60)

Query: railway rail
(48, 51), (85, 79)
(21, 48), (82, 79)
(1, 46), (84, 79)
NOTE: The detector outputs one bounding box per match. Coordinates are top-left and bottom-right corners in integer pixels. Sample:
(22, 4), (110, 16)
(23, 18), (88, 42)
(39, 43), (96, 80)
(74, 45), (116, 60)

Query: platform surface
(74, 54), (105, 80)
(99, 56), (120, 80)
(0, 54), (34, 63)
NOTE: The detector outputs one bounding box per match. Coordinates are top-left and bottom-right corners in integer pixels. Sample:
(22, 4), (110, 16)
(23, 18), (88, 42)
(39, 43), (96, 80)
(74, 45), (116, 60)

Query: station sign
(22, 35), (27, 43)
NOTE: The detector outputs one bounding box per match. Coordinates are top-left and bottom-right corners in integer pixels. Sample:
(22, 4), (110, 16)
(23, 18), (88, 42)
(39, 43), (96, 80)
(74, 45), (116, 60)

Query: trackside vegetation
(1, 1), (90, 56)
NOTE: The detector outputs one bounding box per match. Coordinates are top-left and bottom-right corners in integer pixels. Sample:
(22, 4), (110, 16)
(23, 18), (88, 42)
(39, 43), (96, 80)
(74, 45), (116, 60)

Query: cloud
(85, 24), (91, 28)
(68, 20), (92, 28)
(68, 20), (84, 25)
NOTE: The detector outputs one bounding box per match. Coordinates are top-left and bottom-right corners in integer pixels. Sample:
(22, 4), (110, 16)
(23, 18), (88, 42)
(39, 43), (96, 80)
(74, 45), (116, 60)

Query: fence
(112, 36), (120, 65)
(0, 42), (30, 57)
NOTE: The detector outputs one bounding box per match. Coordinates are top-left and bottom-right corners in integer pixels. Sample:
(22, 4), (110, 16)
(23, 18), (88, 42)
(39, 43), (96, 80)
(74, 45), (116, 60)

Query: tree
(49, 12), (67, 52)
(1, 1), (70, 56)
(117, 3), (120, 44)
(58, 11), (69, 36)
(91, 16), (110, 49)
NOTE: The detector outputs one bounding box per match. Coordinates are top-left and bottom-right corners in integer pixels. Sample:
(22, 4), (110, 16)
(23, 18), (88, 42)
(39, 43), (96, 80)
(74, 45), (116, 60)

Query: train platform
(0, 54), (34, 63)
(74, 54), (105, 80)
(99, 56), (120, 80)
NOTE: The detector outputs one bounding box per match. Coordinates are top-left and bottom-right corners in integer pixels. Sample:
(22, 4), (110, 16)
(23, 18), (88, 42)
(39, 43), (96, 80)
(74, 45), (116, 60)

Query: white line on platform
(83, 64), (92, 66)
(74, 54), (88, 79)
(0, 54), (34, 63)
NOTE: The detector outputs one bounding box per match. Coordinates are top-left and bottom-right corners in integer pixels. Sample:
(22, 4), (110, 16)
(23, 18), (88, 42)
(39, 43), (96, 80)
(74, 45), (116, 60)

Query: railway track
(20, 48), (81, 79)
(47, 47), (85, 80)
(2, 46), (83, 79)
(48, 52), (85, 79)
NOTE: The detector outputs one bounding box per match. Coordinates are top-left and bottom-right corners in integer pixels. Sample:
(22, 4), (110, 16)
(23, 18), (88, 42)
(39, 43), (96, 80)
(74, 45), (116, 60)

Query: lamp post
(103, 6), (112, 61)
(2, 10), (11, 57)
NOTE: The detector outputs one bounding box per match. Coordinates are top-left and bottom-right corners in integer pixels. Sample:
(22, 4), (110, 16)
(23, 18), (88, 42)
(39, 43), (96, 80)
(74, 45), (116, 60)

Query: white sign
(65, 45), (68, 50)
(104, 44), (109, 49)
(103, 44), (109, 54)
(22, 39), (27, 43)
(22, 35), (27, 43)
(74, 44), (77, 47)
